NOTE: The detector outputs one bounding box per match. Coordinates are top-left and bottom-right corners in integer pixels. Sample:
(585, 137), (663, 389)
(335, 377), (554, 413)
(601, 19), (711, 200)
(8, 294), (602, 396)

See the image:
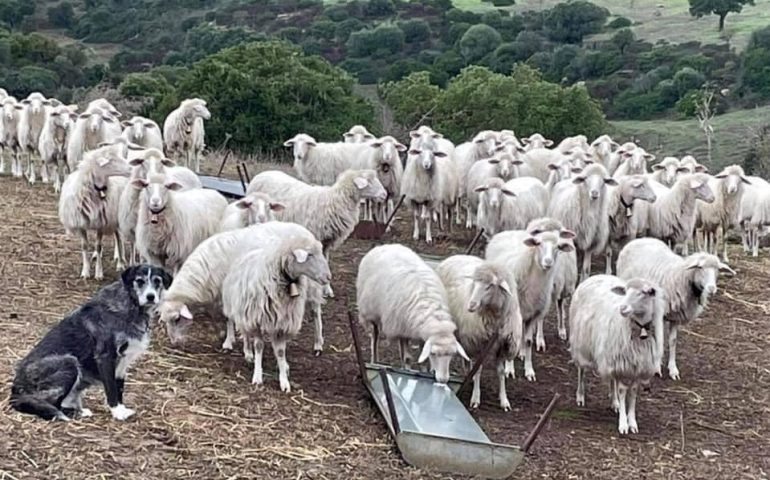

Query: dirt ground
(1, 162), (769, 480)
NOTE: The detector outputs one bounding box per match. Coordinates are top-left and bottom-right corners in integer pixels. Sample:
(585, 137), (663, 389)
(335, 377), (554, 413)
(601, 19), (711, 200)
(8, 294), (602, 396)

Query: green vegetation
(688, 0), (755, 32)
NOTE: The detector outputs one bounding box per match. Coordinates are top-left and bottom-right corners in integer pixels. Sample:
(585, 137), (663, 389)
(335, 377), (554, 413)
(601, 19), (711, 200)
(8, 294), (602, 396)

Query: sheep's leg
(412, 207), (420, 241)
(557, 296), (568, 341)
(53, 165), (61, 193)
(79, 230), (91, 279)
(465, 204), (473, 229)
(535, 314), (546, 352)
(425, 210), (433, 244)
(470, 363), (482, 409)
(576, 366), (585, 406)
(29, 154), (37, 184)
(617, 382), (629, 435)
(682, 241), (689, 256)
(581, 251), (592, 283)
(721, 227), (730, 263)
(437, 205), (444, 231)
(455, 198), (463, 225)
(497, 362), (510, 411)
(0, 148), (4, 173)
(627, 382), (639, 434)
(272, 337), (291, 393)
(115, 233), (126, 271)
(222, 318), (235, 351)
(524, 322), (536, 382)
(312, 300), (324, 356)
(398, 338), (412, 369)
(242, 331), (254, 363)
(667, 323), (680, 380)
(251, 337), (264, 385)
(41, 162), (49, 184)
(605, 248), (614, 275)
(752, 228), (760, 257)
(370, 322), (380, 364)
(742, 227), (750, 253)
(94, 231), (105, 280)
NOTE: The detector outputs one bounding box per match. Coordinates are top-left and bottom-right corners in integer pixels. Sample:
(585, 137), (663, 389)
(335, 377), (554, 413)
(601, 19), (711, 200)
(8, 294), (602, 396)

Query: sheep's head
(715, 165), (751, 195)
(679, 155), (708, 174)
(183, 98), (211, 121)
(132, 173), (182, 222)
(349, 169), (387, 202)
(683, 253), (735, 297)
(283, 133), (317, 164)
(475, 178), (515, 212)
(572, 164), (617, 200)
(590, 134), (619, 159)
(235, 192), (284, 226)
(620, 147), (654, 174)
(343, 125), (375, 143)
(621, 175), (657, 204)
(128, 148), (175, 178)
(2, 97), (23, 121)
(487, 152), (522, 181)
(21, 93), (51, 116)
(473, 130), (498, 157)
(467, 263), (513, 314)
(547, 156), (581, 183)
(369, 135), (406, 166)
(122, 117), (159, 143)
(88, 149), (131, 198)
(681, 173), (715, 203)
(284, 239), (331, 289)
(418, 330), (469, 384)
(611, 278), (661, 340)
(49, 105), (77, 130)
(80, 108), (117, 134)
(409, 125), (442, 142)
(88, 99), (121, 118)
(522, 133), (552, 150)
(408, 137), (446, 171)
(522, 230), (575, 270)
(652, 157), (683, 187)
(159, 300), (194, 346)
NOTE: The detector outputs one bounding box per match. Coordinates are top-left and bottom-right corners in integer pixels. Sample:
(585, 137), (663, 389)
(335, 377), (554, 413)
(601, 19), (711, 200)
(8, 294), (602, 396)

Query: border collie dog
(10, 264), (172, 421)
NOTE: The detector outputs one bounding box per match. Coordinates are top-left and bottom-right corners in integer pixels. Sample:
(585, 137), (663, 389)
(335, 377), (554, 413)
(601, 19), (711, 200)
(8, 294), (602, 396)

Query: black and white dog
(10, 264), (172, 421)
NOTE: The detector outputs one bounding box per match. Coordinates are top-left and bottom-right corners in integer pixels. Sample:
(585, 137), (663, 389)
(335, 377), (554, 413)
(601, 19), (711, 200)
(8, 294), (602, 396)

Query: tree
(688, 0), (755, 32)
(381, 71), (442, 128)
(544, 1), (609, 43)
(740, 25), (770, 99)
(459, 24), (502, 63)
(47, 2), (75, 29)
(611, 28), (635, 54)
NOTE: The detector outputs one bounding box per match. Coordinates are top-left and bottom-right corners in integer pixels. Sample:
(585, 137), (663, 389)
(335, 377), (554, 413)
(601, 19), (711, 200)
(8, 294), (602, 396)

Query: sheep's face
(715, 166), (751, 195)
(2, 99), (22, 122)
(685, 174), (715, 203)
(474, 131), (498, 157)
(133, 175), (183, 220)
(573, 165), (617, 200)
(547, 158), (581, 183)
(91, 154), (131, 198)
(82, 110), (117, 134)
(408, 144), (446, 171)
(236, 194), (283, 226)
(285, 241), (332, 288)
(625, 175), (657, 203)
(590, 135), (618, 159)
(49, 106), (75, 131)
(123, 118), (154, 142)
(652, 158), (682, 186)
(523, 232), (575, 270)
(353, 170), (388, 202)
(159, 301), (194, 346)
(344, 126), (375, 143)
(684, 254), (735, 297)
(283, 134), (317, 164)
(370, 136), (406, 166)
(186, 100), (211, 121)
(418, 332), (470, 384)
(475, 181), (515, 214)
(22, 96), (50, 116)
(621, 148), (654, 174)
(612, 279), (659, 339)
(488, 154), (521, 181)
(467, 265), (512, 314)
(523, 134), (552, 150)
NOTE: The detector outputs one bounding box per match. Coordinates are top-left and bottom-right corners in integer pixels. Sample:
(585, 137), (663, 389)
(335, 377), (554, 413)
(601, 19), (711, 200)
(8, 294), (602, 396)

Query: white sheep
(617, 238), (734, 380)
(222, 236), (331, 391)
(86, 98), (121, 118)
(283, 133), (368, 185)
(679, 154), (709, 174)
(569, 275), (665, 434)
(437, 255), (523, 410)
(1, 97), (24, 177)
(38, 103), (78, 192)
(547, 163), (618, 282)
(342, 124), (375, 143)
(589, 134), (620, 169)
(408, 126), (458, 225)
(612, 146), (654, 178)
(650, 157), (687, 187)
(356, 136), (406, 222)
(454, 131), (499, 218)
(555, 135), (589, 154)
(696, 165), (751, 263)
(520, 133), (553, 150)
(603, 175), (658, 274)
(58, 146), (131, 280)
(402, 135), (448, 243)
(739, 176), (770, 257)
(356, 244), (470, 383)
(17, 92), (52, 184)
(475, 177), (549, 237)
(132, 172), (228, 274)
(218, 192), (284, 232)
(163, 98), (210, 172)
(486, 222), (576, 381)
(121, 116), (163, 150)
(606, 142), (638, 175)
(465, 152), (523, 227)
(519, 148), (572, 182)
(66, 107), (122, 173)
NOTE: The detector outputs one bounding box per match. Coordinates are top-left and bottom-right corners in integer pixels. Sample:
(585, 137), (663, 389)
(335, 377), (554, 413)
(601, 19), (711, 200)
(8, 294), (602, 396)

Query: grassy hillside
(455, 0), (770, 51)
(611, 105), (770, 170)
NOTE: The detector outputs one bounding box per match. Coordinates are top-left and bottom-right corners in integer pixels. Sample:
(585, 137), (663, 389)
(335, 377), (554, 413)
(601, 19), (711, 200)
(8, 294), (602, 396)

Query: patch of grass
(611, 105), (770, 170)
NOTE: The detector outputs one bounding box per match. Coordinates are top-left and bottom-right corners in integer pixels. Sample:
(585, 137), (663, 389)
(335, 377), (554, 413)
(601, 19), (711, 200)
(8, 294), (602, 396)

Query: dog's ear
(117, 341), (129, 356)
(120, 265), (139, 288)
(156, 268), (173, 289)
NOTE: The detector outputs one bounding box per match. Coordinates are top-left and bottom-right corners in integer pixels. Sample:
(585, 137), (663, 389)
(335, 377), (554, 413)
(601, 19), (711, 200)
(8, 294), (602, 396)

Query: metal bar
(379, 368), (401, 436)
(216, 149), (233, 177)
(347, 310), (369, 385)
(383, 195), (406, 231)
(521, 393), (560, 454)
(456, 333), (499, 400)
(466, 228), (485, 255)
(241, 162), (251, 183)
(235, 165), (247, 194)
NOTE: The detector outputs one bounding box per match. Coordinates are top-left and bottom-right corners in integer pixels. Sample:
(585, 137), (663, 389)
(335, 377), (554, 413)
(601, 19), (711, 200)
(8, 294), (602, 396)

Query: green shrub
(607, 16), (632, 29)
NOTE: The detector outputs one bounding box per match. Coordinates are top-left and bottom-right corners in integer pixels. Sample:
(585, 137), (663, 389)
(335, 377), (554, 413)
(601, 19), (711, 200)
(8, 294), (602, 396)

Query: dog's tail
(9, 394), (67, 421)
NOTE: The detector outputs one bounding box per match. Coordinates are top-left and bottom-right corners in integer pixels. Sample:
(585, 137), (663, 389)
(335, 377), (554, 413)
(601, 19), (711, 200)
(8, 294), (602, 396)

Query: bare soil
(1, 164), (768, 479)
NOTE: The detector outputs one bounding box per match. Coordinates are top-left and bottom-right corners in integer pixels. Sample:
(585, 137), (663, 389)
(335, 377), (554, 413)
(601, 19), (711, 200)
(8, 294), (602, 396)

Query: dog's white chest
(116, 333), (150, 378)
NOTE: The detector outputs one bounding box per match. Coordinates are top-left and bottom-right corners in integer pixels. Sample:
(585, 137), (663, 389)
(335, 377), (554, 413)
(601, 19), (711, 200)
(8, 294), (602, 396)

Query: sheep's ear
(131, 178), (149, 189)
(434, 151), (448, 158)
(610, 141), (620, 148)
(695, 165), (709, 173)
(512, 158), (525, 165)
(523, 237), (540, 247)
(395, 142), (407, 152)
(631, 178), (644, 188)
(69, 113), (79, 121)
(128, 158), (144, 166)
(102, 115), (115, 123)
(643, 153), (655, 161)
(547, 163), (559, 171)
(741, 176), (752, 185)
(499, 280), (513, 295)
(714, 173), (727, 179)
(342, 132), (353, 138)
(96, 156), (110, 167)
(409, 131), (420, 139)
(179, 304), (193, 320)
(126, 143), (145, 151)
(604, 177), (619, 186)
(474, 135), (485, 144)
(235, 199), (253, 209)
(456, 340), (470, 362)
(544, 139), (554, 147)
(121, 121), (132, 128)
(652, 164), (664, 171)
(501, 187), (516, 197)
(165, 182), (184, 191)
(431, 132), (443, 139)
(684, 257), (701, 270)
(559, 229), (577, 239)
(557, 242), (575, 252)
(67, 104), (78, 111)
(270, 202), (285, 212)
(572, 176), (586, 184)
(676, 166), (690, 173)
(21, 99), (30, 105)
(353, 177), (369, 189)
(494, 144), (507, 152)
(408, 149), (421, 156)
(689, 179), (704, 189)
(156, 158), (173, 167)
(488, 157), (500, 164)
(417, 339), (432, 364)
(369, 141), (382, 148)
(42, 100), (52, 106)
(14, 104), (24, 110)
(283, 138), (296, 147)
(610, 285), (627, 296)
(293, 249), (309, 264)
(718, 262), (736, 276)
(571, 166), (584, 174)
(642, 286), (656, 296)
(474, 185), (489, 193)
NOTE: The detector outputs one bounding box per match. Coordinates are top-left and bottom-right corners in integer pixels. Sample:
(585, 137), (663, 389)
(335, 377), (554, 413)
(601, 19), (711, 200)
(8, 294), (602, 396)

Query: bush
(672, 67), (706, 96)
(459, 24), (502, 62)
(347, 23), (405, 57)
(445, 8), (481, 24)
(492, 0), (516, 6)
(544, 1), (610, 43)
(608, 16), (632, 29)
(47, 2), (75, 29)
(398, 19), (431, 43)
(740, 25), (770, 99)
(364, 0), (395, 17)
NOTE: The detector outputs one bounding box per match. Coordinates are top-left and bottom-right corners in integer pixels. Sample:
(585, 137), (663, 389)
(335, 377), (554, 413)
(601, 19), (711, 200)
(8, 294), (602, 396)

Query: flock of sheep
(1, 87), (767, 437)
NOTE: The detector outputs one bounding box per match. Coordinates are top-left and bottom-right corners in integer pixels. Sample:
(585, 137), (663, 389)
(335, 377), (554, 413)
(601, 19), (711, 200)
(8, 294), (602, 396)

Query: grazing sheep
(343, 125), (375, 143)
(650, 157), (688, 187)
(679, 155), (709, 174)
(603, 175), (658, 274)
(17, 92), (52, 184)
(547, 163), (618, 282)
(696, 165), (751, 263)
(283, 133), (368, 185)
(132, 172), (228, 274)
(465, 152), (523, 227)
(521, 133), (553, 150)
(569, 275), (665, 434)
(39, 104), (78, 192)
(66, 107), (122, 172)
(58, 146), (131, 280)
(739, 176), (770, 257)
(357, 244), (470, 383)
(475, 177), (549, 237)
(218, 192), (284, 232)
(486, 223), (576, 381)
(157, 222), (326, 350)
(613, 146), (654, 178)
(437, 255), (523, 410)
(163, 98), (210, 173)
(617, 238), (734, 380)
(589, 134), (619, 168)
(402, 136), (448, 243)
(641, 173), (715, 254)
(222, 237), (331, 390)
(1, 97), (24, 177)
(121, 116), (163, 150)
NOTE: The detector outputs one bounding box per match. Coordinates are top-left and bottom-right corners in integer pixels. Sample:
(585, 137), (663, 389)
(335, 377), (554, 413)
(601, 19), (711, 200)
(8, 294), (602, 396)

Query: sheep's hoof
(79, 408), (93, 418)
(536, 340), (546, 352)
(313, 349), (322, 357)
(525, 371), (536, 382)
(576, 397), (585, 407)
(628, 420), (638, 434)
(500, 400), (511, 412)
(558, 329), (568, 341)
(221, 341), (233, 351)
(618, 423), (629, 435)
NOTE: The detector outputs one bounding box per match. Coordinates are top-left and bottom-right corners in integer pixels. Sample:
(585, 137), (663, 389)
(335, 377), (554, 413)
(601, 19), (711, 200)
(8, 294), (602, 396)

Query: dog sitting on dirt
(9, 264), (172, 421)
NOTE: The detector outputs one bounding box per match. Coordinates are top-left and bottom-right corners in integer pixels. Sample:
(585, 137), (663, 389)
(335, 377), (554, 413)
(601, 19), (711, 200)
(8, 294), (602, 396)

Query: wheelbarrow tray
(198, 175), (245, 199)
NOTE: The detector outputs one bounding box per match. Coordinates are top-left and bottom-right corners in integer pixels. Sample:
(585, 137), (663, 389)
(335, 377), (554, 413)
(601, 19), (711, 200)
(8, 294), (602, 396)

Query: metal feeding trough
(348, 311), (559, 479)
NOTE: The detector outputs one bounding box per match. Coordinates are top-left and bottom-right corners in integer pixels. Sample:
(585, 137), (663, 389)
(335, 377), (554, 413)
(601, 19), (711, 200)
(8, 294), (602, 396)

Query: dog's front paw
(110, 404), (135, 421)
(79, 408), (93, 418)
